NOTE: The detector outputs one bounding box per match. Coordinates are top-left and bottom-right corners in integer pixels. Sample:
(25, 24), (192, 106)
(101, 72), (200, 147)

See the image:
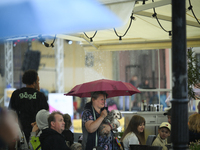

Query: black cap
(164, 108), (171, 116)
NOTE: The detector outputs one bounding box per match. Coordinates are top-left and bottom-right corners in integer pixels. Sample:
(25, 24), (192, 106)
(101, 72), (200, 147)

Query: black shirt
(9, 87), (49, 142)
(62, 130), (74, 147)
(40, 128), (70, 150)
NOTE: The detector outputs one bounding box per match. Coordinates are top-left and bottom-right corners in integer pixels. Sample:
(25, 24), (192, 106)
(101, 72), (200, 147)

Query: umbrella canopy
(0, 0), (122, 39)
(65, 79), (140, 98)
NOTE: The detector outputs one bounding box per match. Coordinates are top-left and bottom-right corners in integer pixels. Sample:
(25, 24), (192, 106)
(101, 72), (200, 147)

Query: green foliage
(118, 131), (124, 139)
(189, 140), (200, 150)
(187, 48), (200, 100)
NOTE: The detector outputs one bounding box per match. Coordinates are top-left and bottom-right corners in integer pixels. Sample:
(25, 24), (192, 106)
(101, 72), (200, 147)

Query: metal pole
(171, 0), (189, 150)
(4, 41), (14, 88)
(55, 38), (64, 93)
(158, 49), (160, 105)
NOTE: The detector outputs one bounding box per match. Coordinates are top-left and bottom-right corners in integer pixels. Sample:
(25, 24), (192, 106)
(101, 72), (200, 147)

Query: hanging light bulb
(188, 5), (193, 11)
(68, 40), (73, 45)
(90, 38), (93, 43)
(152, 13), (157, 18)
(169, 31), (172, 39)
(131, 16), (136, 21)
(66, 40), (73, 45)
(119, 36), (122, 43)
(42, 41), (50, 47)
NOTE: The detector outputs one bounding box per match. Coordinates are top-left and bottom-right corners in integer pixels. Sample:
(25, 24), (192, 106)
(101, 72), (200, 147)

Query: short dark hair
(164, 108), (171, 116)
(91, 91), (108, 100)
(48, 111), (63, 128)
(22, 70), (38, 85)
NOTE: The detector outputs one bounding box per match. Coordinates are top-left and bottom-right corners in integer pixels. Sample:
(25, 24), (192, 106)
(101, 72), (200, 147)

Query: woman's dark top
(62, 129), (74, 146)
(189, 130), (200, 143)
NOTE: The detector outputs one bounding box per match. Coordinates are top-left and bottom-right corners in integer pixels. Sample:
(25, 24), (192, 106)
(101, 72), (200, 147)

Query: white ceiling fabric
(57, 0), (200, 51)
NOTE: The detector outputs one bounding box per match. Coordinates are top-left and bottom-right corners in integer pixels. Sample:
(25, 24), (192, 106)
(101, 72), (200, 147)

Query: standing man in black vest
(9, 69), (49, 142)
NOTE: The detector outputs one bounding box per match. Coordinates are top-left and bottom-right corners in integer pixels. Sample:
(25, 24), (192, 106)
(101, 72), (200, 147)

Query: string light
(152, 13), (157, 18)
(114, 13), (135, 42)
(39, 35), (56, 48)
(169, 31), (172, 39)
(84, 31), (97, 43)
(66, 40), (73, 45)
(119, 36), (122, 43)
(90, 38), (93, 43)
(188, 0), (200, 24)
(151, 0), (171, 36)
(81, 0), (198, 44)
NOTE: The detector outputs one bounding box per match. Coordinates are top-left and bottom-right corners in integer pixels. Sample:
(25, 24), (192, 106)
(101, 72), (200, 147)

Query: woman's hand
(32, 123), (39, 132)
(85, 109), (108, 133)
(111, 120), (120, 130)
(100, 109), (107, 119)
(31, 122), (36, 127)
(101, 124), (111, 134)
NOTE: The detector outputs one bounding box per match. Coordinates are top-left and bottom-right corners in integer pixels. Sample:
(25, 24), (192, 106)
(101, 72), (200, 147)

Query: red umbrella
(64, 79), (140, 98)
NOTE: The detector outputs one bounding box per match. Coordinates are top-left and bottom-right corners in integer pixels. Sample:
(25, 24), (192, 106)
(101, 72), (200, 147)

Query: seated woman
(188, 113), (200, 143)
(121, 115), (145, 150)
(62, 113), (74, 147)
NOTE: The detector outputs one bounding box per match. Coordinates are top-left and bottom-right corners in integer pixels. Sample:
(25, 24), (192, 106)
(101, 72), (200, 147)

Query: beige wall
(32, 39), (113, 93)
(31, 40), (56, 92)
(0, 39), (113, 106)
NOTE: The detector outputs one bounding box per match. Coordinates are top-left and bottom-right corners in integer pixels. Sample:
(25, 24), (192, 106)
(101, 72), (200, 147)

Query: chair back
(147, 145), (163, 150)
(146, 135), (157, 145)
(129, 145), (147, 150)
(130, 145), (162, 150)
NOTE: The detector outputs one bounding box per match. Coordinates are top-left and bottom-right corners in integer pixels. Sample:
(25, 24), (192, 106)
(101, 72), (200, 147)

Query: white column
(55, 38), (64, 93)
(4, 41), (13, 88)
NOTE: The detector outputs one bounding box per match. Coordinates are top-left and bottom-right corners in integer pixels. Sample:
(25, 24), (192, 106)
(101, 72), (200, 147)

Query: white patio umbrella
(0, 0), (122, 39)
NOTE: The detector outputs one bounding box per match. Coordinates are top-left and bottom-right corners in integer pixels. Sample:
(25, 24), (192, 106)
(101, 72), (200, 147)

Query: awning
(57, 0), (200, 51)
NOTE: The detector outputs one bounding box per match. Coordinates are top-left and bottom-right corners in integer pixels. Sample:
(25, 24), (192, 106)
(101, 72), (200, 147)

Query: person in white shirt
(121, 115), (145, 150)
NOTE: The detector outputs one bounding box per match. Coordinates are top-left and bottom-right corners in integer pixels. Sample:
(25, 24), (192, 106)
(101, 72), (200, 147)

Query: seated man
(39, 111), (70, 150)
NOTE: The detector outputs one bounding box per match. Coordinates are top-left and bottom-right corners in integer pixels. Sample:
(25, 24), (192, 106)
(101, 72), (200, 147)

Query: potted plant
(189, 140), (200, 150)
(187, 47), (200, 100)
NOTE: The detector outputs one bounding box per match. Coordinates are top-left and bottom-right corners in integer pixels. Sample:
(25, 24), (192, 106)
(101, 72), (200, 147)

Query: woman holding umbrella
(65, 79), (141, 150)
(82, 91), (115, 150)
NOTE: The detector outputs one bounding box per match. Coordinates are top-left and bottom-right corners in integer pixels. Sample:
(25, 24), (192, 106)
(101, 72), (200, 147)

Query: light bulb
(119, 36), (122, 43)
(68, 40), (73, 45)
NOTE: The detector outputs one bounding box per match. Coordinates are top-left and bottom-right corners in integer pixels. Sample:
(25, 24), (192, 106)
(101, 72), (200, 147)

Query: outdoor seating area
(0, 0), (200, 150)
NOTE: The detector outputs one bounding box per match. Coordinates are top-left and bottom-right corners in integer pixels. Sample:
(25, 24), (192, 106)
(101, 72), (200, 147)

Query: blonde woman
(188, 113), (200, 143)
